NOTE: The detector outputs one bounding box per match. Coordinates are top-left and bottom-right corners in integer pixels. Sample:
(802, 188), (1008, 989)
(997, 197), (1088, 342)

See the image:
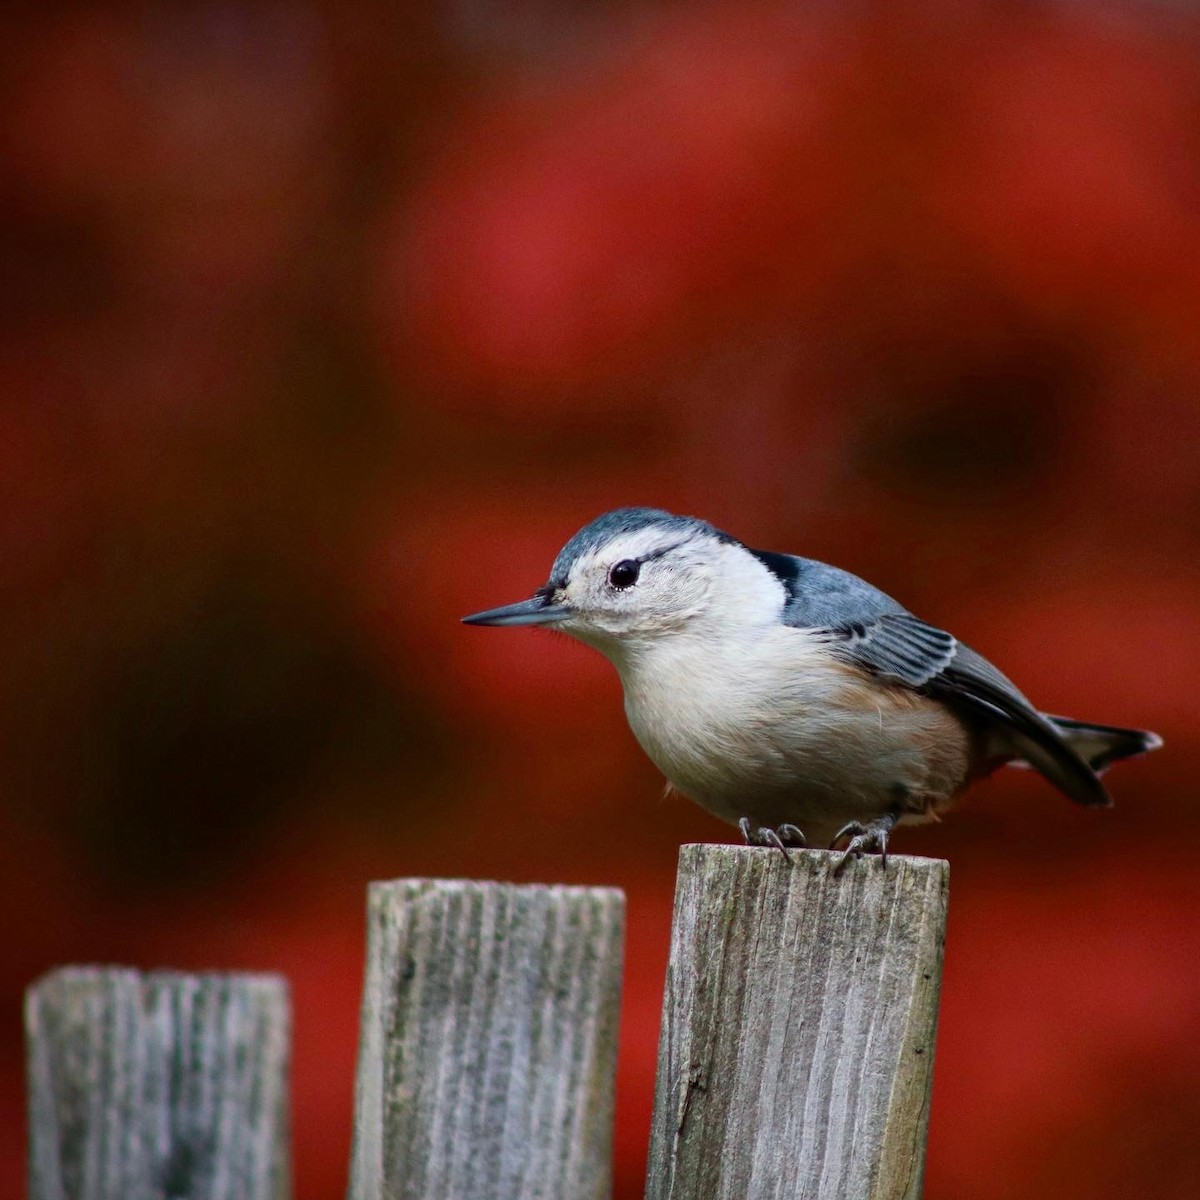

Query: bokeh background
(3, 0), (1199, 1195)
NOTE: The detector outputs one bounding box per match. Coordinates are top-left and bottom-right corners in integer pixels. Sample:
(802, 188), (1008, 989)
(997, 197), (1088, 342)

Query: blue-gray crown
(547, 507), (736, 585)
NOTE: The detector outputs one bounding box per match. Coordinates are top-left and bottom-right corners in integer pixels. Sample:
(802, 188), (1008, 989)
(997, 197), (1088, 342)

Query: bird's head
(462, 507), (786, 659)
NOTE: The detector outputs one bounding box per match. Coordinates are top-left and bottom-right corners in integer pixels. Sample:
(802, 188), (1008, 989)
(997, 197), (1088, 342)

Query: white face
(552, 527), (786, 655)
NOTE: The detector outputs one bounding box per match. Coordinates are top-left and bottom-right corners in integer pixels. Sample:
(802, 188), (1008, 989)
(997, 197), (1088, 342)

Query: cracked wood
(26, 968), (290, 1200)
(347, 878), (625, 1200)
(645, 845), (948, 1200)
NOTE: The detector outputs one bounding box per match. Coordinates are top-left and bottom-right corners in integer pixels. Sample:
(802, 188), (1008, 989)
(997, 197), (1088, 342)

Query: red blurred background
(2, 1), (1198, 1195)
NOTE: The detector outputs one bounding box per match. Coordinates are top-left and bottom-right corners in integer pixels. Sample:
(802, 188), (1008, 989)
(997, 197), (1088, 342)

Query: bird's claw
(739, 818), (806, 862)
(831, 818), (892, 873)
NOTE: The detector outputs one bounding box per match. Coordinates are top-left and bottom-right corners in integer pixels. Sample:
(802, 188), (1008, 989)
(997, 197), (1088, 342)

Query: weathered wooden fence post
(25, 967), (290, 1200)
(645, 845), (948, 1200)
(347, 878), (625, 1200)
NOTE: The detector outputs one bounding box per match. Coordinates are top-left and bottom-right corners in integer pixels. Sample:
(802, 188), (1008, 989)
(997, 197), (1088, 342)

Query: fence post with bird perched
(645, 843), (949, 1200)
(22, 850), (948, 1200)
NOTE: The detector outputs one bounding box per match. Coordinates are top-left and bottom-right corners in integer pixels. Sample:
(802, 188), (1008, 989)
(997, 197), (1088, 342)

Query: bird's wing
(819, 612), (1110, 807)
(822, 613), (957, 687)
(747, 549), (1109, 806)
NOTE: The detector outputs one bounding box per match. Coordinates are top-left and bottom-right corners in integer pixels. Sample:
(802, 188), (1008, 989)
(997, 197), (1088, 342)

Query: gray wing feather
(821, 612), (1110, 807)
(756, 552), (907, 627)
(754, 549), (1111, 806)
(826, 613), (958, 688)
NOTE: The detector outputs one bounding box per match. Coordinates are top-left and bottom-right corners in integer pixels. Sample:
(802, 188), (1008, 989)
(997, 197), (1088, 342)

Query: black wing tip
(1091, 732), (1162, 773)
(1114, 728), (1164, 762)
(1076, 729), (1162, 807)
(1044, 715), (1164, 772)
(1081, 781), (1117, 809)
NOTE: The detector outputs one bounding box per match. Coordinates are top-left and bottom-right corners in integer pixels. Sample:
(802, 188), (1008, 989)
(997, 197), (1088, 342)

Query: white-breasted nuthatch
(463, 507), (1162, 863)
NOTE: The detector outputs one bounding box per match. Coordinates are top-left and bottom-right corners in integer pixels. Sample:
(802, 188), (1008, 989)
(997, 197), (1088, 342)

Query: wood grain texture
(26, 967), (290, 1200)
(645, 845), (948, 1200)
(347, 879), (625, 1200)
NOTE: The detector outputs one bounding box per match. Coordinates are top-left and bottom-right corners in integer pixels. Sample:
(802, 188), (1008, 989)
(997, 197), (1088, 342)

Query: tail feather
(1042, 715), (1163, 774)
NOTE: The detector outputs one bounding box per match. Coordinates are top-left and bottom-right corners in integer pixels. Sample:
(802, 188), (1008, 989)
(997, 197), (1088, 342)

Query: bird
(462, 507), (1161, 864)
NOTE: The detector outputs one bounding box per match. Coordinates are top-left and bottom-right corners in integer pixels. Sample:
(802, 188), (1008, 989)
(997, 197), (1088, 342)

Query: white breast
(614, 623), (951, 839)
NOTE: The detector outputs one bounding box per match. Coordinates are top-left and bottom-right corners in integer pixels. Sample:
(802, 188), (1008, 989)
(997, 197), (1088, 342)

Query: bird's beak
(461, 594), (570, 627)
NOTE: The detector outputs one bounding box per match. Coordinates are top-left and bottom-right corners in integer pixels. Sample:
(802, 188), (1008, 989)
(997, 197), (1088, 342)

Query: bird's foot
(831, 813), (897, 873)
(739, 817), (807, 862)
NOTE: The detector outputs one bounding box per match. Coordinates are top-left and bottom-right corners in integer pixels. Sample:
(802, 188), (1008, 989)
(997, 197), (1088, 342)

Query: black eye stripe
(603, 538), (692, 590)
(608, 560), (641, 589)
(641, 539), (687, 562)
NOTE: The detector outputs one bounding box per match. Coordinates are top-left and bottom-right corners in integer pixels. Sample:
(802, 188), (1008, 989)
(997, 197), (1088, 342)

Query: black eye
(608, 559), (641, 589)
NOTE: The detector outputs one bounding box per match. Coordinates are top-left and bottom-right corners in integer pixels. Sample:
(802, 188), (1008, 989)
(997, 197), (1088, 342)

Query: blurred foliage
(1, 2), (1198, 1197)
